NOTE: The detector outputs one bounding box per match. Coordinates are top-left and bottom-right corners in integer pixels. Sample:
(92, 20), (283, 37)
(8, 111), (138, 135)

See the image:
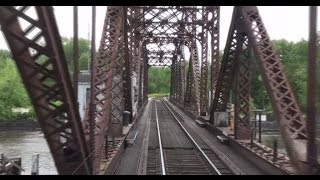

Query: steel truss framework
(209, 6), (314, 174)
(0, 6), (317, 175)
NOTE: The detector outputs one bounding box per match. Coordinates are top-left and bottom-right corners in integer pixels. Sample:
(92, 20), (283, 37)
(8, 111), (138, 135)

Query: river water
(0, 131), (57, 175)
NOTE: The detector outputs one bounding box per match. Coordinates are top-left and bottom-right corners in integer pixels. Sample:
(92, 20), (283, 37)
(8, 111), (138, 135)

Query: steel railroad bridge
(0, 6), (319, 175)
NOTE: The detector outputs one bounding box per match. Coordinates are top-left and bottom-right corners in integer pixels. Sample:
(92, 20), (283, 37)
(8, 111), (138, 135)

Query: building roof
(78, 70), (91, 83)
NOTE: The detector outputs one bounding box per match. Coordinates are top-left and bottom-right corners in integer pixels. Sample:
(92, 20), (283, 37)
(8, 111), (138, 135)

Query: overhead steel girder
(0, 6), (91, 175)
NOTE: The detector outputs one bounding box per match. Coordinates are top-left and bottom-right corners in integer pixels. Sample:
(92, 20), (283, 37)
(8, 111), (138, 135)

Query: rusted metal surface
(138, 43), (146, 107)
(240, 6), (308, 174)
(143, 48), (149, 102)
(88, 6), (97, 156)
(2, 5), (318, 175)
(234, 33), (252, 140)
(111, 22), (125, 137)
(306, 6), (318, 174)
(73, 6), (79, 97)
(209, 6), (220, 107)
(210, 7), (241, 124)
(89, 6), (123, 174)
(199, 6), (209, 116)
(170, 53), (177, 102)
(122, 7), (133, 123)
(0, 6), (91, 174)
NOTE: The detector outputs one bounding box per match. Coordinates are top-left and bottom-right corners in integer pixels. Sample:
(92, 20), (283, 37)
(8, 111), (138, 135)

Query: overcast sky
(0, 6), (318, 51)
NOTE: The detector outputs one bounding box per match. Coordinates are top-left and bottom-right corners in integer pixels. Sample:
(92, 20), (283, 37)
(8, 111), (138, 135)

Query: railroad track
(146, 98), (233, 175)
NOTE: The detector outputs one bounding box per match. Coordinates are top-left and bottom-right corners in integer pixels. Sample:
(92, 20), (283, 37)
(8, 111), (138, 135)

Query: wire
(71, 149), (96, 175)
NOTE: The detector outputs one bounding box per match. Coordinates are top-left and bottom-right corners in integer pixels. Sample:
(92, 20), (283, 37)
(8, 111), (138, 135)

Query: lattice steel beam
(89, 6), (123, 174)
(123, 7), (133, 123)
(240, 6), (309, 174)
(210, 7), (241, 124)
(0, 6), (91, 175)
(234, 33), (252, 140)
(199, 6), (209, 116)
(209, 6), (220, 107)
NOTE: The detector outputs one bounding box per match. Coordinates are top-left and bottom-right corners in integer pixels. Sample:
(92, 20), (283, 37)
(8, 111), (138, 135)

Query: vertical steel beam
(170, 53), (177, 102)
(179, 45), (186, 105)
(122, 7), (133, 123)
(234, 32), (252, 140)
(88, 6), (96, 171)
(111, 27), (124, 137)
(138, 43), (146, 107)
(199, 6), (209, 116)
(143, 48), (149, 102)
(184, 51), (194, 110)
(73, 6), (79, 98)
(307, 6), (318, 174)
(210, 6), (220, 107)
(210, 7), (241, 124)
(90, 6), (123, 174)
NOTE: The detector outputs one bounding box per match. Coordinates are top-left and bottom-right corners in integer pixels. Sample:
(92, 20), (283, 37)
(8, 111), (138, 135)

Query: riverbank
(0, 119), (40, 131)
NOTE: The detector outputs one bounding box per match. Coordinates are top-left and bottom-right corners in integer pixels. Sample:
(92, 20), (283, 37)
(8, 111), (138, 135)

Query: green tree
(0, 58), (33, 120)
(148, 66), (171, 94)
(62, 37), (90, 72)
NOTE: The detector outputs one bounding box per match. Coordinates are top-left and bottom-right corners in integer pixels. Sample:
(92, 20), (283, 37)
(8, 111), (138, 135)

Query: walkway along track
(146, 98), (233, 175)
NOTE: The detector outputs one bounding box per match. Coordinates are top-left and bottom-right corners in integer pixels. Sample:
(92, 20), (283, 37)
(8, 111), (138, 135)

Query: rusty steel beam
(209, 6), (220, 107)
(138, 43), (146, 107)
(210, 7), (241, 124)
(191, 10), (201, 115)
(111, 20), (125, 138)
(143, 47), (149, 102)
(0, 6), (91, 174)
(73, 6), (79, 98)
(184, 54), (194, 110)
(240, 6), (308, 174)
(122, 7), (133, 123)
(88, 6), (96, 172)
(234, 34), (252, 140)
(178, 45), (186, 105)
(306, 6), (318, 174)
(199, 6), (209, 116)
(90, 6), (123, 174)
(170, 54), (177, 101)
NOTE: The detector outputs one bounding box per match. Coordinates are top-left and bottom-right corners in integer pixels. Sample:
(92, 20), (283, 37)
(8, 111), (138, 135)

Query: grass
(148, 92), (170, 97)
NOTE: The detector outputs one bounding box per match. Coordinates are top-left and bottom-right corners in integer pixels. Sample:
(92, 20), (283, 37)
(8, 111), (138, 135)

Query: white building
(77, 70), (90, 120)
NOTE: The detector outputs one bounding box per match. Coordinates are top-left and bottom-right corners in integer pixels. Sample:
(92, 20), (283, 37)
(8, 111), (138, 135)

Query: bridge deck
(115, 98), (267, 175)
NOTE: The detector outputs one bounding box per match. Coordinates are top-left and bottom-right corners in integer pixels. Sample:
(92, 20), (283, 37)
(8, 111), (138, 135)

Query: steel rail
(154, 100), (166, 175)
(160, 99), (222, 175)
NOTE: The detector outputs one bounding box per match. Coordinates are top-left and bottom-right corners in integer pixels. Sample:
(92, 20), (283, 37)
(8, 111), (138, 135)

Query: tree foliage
(148, 67), (171, 94)
(62, 37), (90, 72)
(0, 37), (90, 121)
(0, 57), (35, 120)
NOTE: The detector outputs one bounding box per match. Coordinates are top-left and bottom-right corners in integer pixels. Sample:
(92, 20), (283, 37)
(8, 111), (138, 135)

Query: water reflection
(0, 131), (57, 175)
